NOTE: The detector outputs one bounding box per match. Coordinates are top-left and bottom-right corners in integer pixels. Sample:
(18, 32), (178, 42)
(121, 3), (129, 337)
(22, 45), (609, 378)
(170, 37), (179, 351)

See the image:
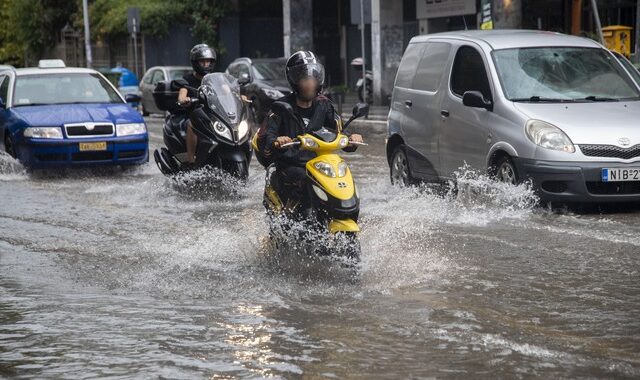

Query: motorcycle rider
(264, 51), (363, 215)
(177, 44), (216, 165)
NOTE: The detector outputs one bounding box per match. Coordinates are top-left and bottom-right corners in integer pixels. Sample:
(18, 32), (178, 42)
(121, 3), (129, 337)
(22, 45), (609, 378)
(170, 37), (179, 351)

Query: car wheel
(390, 145), (415, 186)
(4, 132), (15, 158)
(493, 155), (519, 185)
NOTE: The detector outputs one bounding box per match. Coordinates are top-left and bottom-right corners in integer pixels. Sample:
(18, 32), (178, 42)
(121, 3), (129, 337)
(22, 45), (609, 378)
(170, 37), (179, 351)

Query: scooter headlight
(302, 137), (319, 148)
(314, 161), (336, 178)
(525, 120), (575, 153)
(338, 136), (349, 148)
(337, 161), (348, 177)
(212, 120), (232, 141)
(312, 184), (328, 201)
(237, 120), (249, 140)
(23, 127), (63, 139)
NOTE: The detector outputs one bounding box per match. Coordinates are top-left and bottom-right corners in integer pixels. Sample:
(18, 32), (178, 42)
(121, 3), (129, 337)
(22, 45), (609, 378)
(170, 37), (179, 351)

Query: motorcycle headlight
(337, 161), (348, 177)
(263, 88), (284, 100)
(212, 120), (232, 141)
(312, 184), (328, 201)
(525, 120), (575, 153)
(338, 136), (349, 148)
(23, 127), (63, 139)
(302, 137), (319, 148)
(314, 161), (336, 178)
(116, 123), (146, 136)
(237, 120), (249, 139)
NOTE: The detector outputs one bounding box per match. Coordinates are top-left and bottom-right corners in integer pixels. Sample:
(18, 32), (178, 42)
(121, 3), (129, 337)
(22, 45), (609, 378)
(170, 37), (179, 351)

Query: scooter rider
(177, 44), (216, 165)
(264, 51), (363, 214)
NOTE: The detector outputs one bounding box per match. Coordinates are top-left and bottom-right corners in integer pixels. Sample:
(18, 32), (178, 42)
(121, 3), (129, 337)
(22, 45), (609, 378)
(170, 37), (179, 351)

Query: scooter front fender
(328, 219), (360, 233)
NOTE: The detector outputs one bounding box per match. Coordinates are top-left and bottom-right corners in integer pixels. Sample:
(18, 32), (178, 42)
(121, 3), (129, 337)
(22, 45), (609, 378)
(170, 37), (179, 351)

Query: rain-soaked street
(1, 117), (639, 379)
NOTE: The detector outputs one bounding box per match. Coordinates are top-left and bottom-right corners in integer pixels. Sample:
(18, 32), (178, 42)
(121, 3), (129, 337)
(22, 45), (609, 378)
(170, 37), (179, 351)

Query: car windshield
(13, 73), (122, 107)
(169, 69), (190, 81)
(252, 61), (286, 80)
(492, 47), (640, 102)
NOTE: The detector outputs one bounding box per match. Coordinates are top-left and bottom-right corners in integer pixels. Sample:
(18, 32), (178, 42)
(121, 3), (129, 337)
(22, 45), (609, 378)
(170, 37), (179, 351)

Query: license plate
(601, 168), (640, 182)
(78, 142), (107, 151)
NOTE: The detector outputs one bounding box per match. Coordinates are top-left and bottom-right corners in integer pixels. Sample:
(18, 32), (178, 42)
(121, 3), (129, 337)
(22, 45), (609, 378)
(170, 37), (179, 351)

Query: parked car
(0, 60), (148, 169)
(139, 66), (191, 115)
(110, 65), (140, 108)
(225, 57), (291, 125)
(0, 65), (14, 72)
(387, 30), (640, 203)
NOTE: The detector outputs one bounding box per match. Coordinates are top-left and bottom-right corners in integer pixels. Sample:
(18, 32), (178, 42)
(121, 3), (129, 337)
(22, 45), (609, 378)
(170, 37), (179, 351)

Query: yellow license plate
(78, 142), (107, 151)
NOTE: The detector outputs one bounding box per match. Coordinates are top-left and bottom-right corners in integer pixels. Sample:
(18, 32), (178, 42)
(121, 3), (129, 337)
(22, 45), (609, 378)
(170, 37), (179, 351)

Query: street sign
(350, 0), (371, 24)
(480, 0), (493, 30)
(416, 0), (476, 19)
(127, 7), (140, 35)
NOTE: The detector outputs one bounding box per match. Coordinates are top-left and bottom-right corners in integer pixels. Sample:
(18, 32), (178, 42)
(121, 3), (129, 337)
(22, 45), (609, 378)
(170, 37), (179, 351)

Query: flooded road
(1, 117), (639, 379)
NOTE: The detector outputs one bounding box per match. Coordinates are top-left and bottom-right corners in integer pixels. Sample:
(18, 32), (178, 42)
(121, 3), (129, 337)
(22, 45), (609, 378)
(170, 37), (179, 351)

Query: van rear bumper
(515, 158), (640, 203)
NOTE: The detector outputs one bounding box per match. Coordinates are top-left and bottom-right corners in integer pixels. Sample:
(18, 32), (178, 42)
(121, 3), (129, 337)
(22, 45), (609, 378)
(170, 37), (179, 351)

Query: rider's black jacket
(264, 93), (349, 169)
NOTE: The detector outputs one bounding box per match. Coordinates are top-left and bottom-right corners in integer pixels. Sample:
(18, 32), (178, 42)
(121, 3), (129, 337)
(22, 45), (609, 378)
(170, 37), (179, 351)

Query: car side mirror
(462, 91), (492, 111)
(238, 72), (250, 85)
(352, 102), (369, 118)
(125, 94), (141, 103)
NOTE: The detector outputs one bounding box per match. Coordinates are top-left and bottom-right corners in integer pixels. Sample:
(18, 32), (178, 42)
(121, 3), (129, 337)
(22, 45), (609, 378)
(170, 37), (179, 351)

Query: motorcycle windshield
(201, 73), (242, 125)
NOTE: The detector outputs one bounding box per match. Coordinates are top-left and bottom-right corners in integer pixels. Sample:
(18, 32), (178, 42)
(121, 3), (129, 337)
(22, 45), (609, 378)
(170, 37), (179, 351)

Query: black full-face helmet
(190, 44), (217, 76)
(285, 51), (325, 97)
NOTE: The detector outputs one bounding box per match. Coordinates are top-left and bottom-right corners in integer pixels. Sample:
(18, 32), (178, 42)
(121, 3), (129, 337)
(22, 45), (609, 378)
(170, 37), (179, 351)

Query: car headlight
(116, 123), (146, 136)
(314, 161), (336, 177)
(23, 127), (63, 139)
(237, 120), (249, 139)
(337, 161), (348, 177)
(213, 120), (232, 141)
(525, 120), (575, 153)
(312, 184), (328, 201)
(263, 88), (284, 100)
(301, 137), (319, 148)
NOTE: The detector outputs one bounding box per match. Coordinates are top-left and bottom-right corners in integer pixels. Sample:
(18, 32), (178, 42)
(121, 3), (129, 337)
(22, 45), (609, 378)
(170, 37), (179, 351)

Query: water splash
(0, 153), (26, 180)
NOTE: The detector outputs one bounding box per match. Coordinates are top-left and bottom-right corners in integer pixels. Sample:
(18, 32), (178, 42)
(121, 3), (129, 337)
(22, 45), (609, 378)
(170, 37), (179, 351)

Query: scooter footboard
(328, 219), (360, 234)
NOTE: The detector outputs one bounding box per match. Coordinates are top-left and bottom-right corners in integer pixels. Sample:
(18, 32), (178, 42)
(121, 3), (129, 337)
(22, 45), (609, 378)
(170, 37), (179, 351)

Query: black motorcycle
(153, 73), (252, 179)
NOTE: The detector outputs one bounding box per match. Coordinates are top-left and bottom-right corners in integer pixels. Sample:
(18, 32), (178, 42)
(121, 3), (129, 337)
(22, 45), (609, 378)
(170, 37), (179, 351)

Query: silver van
(387, 30), (640, 202)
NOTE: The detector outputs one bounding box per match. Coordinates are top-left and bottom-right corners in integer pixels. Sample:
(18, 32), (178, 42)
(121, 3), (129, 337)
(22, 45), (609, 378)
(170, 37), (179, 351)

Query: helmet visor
(288, 63), (325, 87)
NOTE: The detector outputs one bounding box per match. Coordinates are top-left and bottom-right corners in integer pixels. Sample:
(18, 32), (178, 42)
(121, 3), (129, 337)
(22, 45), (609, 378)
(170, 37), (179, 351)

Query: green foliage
(89, 0), (187, 38)
(0, 0), (77, 66)
(0, 0), (230, 66)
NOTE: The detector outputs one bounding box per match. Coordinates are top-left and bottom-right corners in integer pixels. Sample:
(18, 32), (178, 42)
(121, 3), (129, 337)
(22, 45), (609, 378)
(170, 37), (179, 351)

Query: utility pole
(132, 18), (139, 78)
(359, 0), (366, 104)
(82, 0), (92, 68)
(589, 0), (604, 44)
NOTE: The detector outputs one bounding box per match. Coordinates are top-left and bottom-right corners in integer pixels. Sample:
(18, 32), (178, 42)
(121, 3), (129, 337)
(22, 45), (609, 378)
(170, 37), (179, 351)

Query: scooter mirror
(352, 103), (369, 119)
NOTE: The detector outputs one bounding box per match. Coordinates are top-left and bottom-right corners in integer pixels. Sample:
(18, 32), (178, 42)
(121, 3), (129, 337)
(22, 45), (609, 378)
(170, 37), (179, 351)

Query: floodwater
(1, 118), (639, 379)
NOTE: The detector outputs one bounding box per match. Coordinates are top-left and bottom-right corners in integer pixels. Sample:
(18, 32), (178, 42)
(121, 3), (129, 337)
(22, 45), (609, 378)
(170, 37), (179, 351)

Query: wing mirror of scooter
(238, 72), (251, 85)
(352, 102), (369, 119)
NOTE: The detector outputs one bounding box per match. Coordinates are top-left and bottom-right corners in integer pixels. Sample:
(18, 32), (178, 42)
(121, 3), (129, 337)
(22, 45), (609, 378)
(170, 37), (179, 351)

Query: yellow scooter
(261, 103), (369, 261)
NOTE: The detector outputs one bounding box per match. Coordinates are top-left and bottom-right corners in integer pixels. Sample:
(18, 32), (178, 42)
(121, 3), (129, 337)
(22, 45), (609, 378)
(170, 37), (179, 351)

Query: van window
(395, 43), (424, 88)
(450, 46), (492, 101)
(412, 42), (451, 92)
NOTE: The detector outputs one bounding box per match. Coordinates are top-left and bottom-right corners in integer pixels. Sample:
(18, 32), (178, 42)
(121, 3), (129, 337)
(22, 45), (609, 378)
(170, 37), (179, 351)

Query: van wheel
(4, 133), (15, 158)
(493, 155), (519, 185)
(390, 145), (415, 186)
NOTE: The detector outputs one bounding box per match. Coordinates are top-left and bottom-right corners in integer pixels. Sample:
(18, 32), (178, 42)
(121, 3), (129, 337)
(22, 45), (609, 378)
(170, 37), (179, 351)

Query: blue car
(0, 60), (148, 169)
